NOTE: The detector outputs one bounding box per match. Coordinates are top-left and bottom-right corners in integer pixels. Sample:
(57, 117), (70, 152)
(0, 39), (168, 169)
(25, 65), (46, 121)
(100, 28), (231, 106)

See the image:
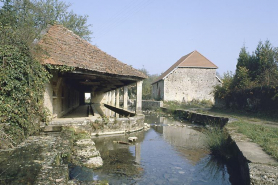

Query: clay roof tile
(38, 24), (146, 79)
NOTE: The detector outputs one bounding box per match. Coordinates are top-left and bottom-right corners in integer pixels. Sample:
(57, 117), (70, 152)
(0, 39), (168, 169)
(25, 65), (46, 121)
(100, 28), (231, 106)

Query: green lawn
(228, 121), (278, 161)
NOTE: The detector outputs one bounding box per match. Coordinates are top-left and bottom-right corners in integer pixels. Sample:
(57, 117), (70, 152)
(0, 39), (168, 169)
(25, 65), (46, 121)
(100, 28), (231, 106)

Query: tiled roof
(152, 50), (217, 84)
(37, 24), (147, 79)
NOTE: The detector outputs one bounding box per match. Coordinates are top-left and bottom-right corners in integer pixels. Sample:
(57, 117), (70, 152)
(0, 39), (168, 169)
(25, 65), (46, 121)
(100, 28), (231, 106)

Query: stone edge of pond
(34, 130), (73, 184)
(161, 107), (278, 185)
(41, 114), (146, 136)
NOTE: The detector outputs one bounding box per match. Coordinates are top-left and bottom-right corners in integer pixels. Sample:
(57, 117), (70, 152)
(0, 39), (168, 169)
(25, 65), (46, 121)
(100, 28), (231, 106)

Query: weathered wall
(44, 82), (54, 115)
(46, 114), (145, 136)
(161, 107), (229, 127)
(44, 72), (80, 118)
(152, 80), (164, 100)
(163, 68), (220, 102)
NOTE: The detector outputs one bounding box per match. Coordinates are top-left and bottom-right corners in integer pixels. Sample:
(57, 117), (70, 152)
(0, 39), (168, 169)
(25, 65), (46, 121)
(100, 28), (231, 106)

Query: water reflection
(198, 155), (230, 184)
(70, 114), (241, 184)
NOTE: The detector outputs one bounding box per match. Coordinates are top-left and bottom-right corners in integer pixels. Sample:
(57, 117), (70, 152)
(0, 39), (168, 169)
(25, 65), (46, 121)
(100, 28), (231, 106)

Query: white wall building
(152, 50), (221, 102)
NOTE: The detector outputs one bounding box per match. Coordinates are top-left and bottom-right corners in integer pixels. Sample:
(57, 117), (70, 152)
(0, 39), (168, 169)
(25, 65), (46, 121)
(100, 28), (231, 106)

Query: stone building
(37, 24), (146, 119)
(152, 50), (221, 102)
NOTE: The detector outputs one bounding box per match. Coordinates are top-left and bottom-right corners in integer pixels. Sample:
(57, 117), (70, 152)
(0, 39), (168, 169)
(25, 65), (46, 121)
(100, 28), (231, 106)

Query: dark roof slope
(38, 24), (147, 79)
(152, 50), (217, 84)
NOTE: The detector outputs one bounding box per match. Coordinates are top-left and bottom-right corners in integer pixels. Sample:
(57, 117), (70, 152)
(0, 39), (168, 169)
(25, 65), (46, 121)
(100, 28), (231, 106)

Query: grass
(207, 107), (278, 123)
(228, 121), (278, 160)
(62, 126), (90, 142)
(164, 100), (213, 111)
(203, 127), (234, 159)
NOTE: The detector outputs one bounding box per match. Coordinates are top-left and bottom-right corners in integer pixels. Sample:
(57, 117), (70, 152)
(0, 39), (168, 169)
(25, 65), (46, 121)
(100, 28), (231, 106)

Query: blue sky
(2, 0), (278, 76)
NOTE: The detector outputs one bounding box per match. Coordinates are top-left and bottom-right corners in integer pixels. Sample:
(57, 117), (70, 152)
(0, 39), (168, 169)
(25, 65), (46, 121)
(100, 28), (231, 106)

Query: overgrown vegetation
(203, 127), (234, 159)
(214, 40), (278, 112)
(0, 36), (49, 144)
(0, 0), (92, 148)
(228, 121), (278, 160)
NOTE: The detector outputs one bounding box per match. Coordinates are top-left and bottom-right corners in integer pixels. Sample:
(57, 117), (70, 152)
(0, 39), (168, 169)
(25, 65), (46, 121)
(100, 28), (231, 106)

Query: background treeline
(214, 40), (278, 112)
(126, 68), (159, 100)
(0, 0), (91, 147)
(139, 68), (159, 100)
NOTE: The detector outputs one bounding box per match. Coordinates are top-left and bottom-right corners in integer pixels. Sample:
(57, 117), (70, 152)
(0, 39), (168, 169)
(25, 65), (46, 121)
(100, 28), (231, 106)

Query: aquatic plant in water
(203, 126), (232, 159)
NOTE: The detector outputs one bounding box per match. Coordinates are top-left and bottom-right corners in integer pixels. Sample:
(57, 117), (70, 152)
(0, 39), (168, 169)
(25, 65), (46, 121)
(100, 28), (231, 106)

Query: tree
(138, 68), (159, 100)
(214, 40), (278, 111)
(0, 0), (92, 44)
(253, 40), (278, 85)
(232, 41), (278, 88)
(214, 71), (234, 100)
(233, 66), (253, 90)
(236, 46), (250, 71)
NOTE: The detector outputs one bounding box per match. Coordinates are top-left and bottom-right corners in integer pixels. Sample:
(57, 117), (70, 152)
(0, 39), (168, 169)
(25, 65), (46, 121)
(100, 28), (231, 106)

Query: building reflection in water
(92, 132), (144, 179)
(152, 116), (209, 165)
(135, 143), (141, 164)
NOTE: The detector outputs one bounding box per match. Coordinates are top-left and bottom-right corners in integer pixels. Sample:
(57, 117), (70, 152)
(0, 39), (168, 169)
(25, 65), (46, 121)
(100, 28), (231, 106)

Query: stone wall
(162, 67), (220, 102)
(161, 107), (228, 127)
(45, 115), (145, 136)
(152, 80), (164, 100)
(44, 82), (54, 115)
(142, 100), (163, 110)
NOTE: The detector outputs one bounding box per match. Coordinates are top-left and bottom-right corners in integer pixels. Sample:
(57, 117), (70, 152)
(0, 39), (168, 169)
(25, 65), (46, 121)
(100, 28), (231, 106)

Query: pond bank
(161, 107), (278, 184)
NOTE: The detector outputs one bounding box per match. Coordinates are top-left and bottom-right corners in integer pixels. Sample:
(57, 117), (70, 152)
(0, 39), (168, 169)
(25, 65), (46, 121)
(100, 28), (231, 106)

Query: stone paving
(72, 139), (103, 169)
(0, 135), (70, 184)
(62, 105), (89, 118)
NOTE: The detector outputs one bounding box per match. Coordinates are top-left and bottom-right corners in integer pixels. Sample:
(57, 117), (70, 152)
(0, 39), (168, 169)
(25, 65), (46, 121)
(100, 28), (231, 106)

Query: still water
(70, 115), (234, 185)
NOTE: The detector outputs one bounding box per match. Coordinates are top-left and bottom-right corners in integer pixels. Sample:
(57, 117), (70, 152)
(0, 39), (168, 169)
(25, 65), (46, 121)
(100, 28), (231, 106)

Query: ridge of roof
(151, 51), (194, 84)
(37, 24), (147, 79)
(178, 50), (217, 69)
(151, 50), (217, 84)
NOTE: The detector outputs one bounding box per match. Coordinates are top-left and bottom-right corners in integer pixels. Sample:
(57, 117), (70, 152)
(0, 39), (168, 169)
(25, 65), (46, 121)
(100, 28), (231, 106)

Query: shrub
(0, 44), (49, 144)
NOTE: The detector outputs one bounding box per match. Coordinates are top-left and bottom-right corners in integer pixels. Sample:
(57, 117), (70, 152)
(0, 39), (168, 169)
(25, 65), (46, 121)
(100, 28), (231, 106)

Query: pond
(70, 114), (243, 185)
